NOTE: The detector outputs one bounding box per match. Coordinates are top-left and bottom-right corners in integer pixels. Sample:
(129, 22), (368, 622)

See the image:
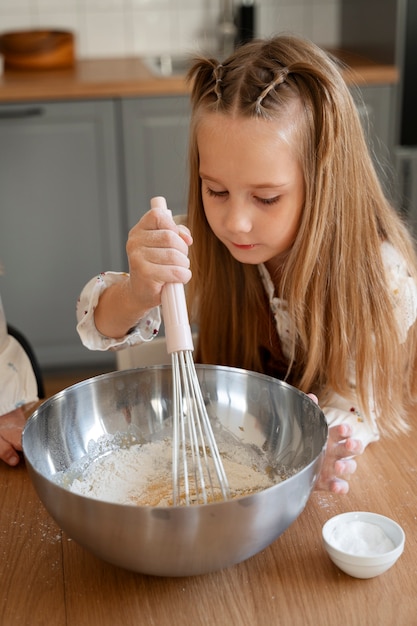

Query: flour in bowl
(64, 436), (282, 507)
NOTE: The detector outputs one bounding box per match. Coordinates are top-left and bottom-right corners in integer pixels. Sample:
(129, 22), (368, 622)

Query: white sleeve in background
(0, 294), (38, 414)
(76, 272), (161, 351)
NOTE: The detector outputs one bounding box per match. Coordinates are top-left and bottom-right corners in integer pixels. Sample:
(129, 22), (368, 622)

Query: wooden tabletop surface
(0, 400), (415, 626)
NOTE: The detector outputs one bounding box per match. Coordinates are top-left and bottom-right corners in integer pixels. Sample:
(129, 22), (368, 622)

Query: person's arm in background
(0, 294), (37, 466)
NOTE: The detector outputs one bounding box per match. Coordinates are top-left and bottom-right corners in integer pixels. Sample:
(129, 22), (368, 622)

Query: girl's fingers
(327, 424), (364, 459)
(334, 457), (357, 476)
(315, 422), (362, 493)
(328, 477), (350, 494)
(177, 224), (193, 245)
(344, 437), (364, 455)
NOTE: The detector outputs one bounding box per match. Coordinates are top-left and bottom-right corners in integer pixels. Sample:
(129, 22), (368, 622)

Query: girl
(77, 35), (417, 493)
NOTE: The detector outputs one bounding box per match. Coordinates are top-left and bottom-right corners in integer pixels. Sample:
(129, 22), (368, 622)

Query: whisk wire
(188, 357), (230, 499)
(171, 350), (230, 506)
(180, 351), (207, 504)
(172, 352), (191, 505)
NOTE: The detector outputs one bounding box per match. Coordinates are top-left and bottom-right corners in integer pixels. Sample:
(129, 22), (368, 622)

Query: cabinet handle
(0, 107), (44, 120)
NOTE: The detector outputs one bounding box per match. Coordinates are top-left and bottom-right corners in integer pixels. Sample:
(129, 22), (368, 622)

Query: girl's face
(197, 112), (305, 270)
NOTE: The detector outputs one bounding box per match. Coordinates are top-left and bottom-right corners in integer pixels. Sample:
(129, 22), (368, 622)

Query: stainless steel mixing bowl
(22, 365), (327, 577)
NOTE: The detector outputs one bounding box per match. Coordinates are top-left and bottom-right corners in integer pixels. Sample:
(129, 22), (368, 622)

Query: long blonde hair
(186, 34), (417, 435)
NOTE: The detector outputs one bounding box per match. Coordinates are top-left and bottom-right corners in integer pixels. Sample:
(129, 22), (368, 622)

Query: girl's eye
(204, 186), (281, 205)
(257, 196), (281, 206)
(206, 187), (228, 198)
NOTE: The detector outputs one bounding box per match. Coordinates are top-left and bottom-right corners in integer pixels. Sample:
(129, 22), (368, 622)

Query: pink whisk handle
(162, 282), (194, 354)
(150, 196), (194, 354)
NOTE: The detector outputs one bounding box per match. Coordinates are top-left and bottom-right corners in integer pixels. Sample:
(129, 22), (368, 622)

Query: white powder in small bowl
(329, 520), (395, 556)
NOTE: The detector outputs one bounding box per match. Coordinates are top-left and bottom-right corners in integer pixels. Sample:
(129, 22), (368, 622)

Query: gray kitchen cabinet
(351, 83), (397, 197)
(120, 95), (190, 228)
(0, 100), (124, 369)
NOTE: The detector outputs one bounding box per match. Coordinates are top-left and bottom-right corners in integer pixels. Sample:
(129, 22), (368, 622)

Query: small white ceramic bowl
(322, 511), (405, 579)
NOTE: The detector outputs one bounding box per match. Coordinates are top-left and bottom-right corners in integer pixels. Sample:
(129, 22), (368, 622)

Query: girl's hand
(315, 423), (364, 494)
(306, 394), (363, 494)
(94, 207), (193, 339)
(0, 407), (25, 467)
(125, 207), (193, 313)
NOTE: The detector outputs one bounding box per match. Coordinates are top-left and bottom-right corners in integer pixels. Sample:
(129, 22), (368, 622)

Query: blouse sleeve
(320, 391), (380, 448)
(0, 295), (38, 415)
(76, 272), (161, 351)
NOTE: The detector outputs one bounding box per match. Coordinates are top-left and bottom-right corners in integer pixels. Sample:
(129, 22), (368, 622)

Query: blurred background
(0, 0), (340, 59)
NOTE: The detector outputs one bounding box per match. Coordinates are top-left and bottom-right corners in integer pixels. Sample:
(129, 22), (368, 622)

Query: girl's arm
(76, 207), (192, 351)
(76, 271), (162, 351)
(315, 241), (417, 493)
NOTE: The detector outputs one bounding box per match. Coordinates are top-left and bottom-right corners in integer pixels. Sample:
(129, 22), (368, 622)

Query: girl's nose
(223, 200), (253, 234)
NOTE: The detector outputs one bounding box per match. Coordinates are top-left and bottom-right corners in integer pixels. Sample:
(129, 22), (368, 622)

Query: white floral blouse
(76, 241), (417, 448)
(0, 292), (38, 415)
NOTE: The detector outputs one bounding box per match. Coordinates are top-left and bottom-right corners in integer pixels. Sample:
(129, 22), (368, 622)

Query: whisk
(151, 196), (230, 506)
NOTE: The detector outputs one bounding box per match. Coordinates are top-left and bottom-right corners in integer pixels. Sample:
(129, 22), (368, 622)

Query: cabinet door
(120, 96), (190, 228)
(0, 100), (123, 368)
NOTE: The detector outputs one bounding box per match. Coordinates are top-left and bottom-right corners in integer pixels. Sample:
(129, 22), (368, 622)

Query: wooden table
(0, 416), (415, 626)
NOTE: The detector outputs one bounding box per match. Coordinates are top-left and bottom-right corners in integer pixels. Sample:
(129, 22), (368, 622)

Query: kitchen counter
(0, 57), (188, 102)
(0, 52), (398, 103)
(0, 405), (415, 625)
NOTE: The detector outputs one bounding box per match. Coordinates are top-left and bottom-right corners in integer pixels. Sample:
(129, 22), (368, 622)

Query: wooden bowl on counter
(0, 29), (75, 70)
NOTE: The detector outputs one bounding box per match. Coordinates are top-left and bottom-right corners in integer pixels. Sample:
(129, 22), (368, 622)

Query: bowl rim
(322, 511), (405, 561)
(24, 363), (328, 432)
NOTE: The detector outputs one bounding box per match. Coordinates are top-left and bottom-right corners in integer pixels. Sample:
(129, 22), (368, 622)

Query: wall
(0, 0), (340, 59)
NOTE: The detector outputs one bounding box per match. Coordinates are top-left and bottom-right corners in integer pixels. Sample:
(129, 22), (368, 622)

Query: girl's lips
(232, 243), (256, 250)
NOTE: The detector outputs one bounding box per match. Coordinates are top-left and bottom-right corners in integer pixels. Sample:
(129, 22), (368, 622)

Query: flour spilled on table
(56, 427), (294, 507)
